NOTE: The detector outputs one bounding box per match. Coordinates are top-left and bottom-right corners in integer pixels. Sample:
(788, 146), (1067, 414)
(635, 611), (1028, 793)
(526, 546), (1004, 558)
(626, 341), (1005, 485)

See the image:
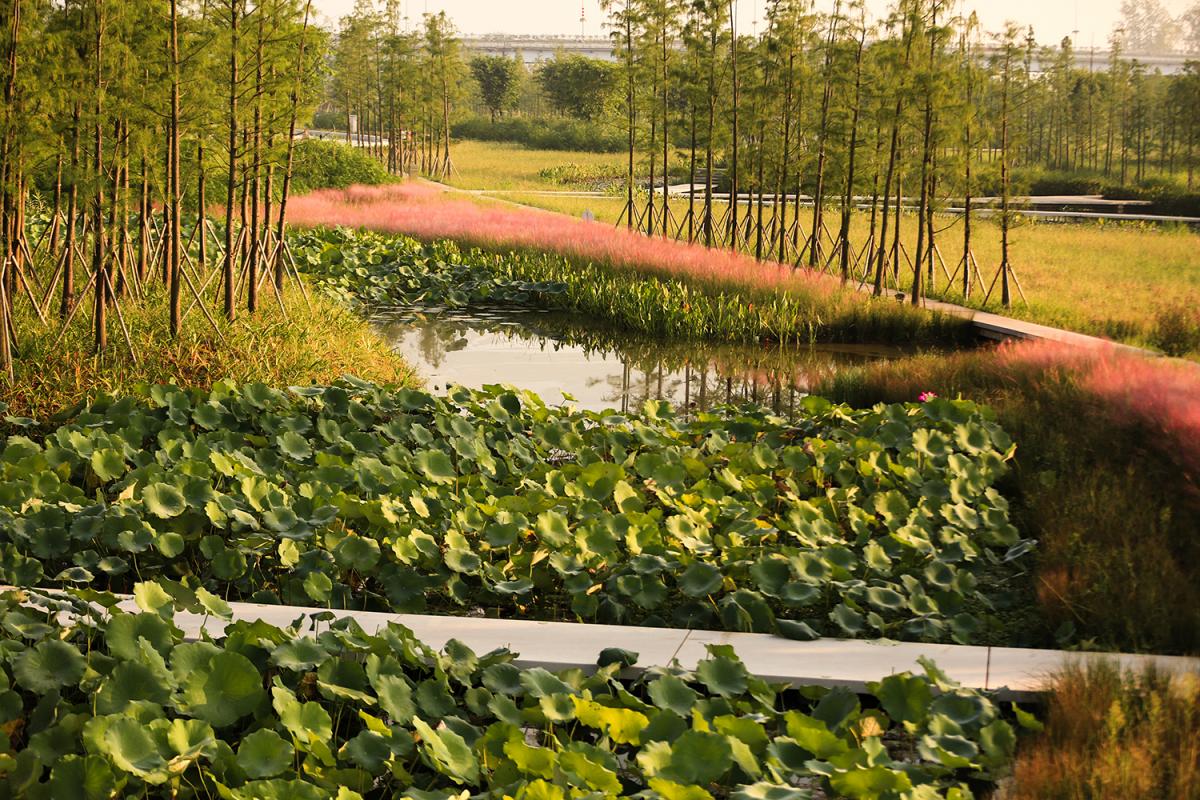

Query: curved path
(81, 594), (1200, 702)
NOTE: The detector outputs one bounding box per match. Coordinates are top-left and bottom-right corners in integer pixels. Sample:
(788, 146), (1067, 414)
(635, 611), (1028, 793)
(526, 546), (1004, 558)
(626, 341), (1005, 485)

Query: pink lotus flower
(918, 391), (938, 402)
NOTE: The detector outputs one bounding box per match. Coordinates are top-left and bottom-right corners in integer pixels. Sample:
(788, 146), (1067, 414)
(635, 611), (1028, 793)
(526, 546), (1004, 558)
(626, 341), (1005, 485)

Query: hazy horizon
(311, 0), (1194, 50)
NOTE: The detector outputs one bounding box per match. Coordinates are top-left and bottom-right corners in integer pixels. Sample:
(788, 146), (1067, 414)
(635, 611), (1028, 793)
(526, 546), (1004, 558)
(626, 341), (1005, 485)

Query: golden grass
(447, 140), (626, 192)
(1004, 663), (1200, 799)
(3, 283), (419, 420)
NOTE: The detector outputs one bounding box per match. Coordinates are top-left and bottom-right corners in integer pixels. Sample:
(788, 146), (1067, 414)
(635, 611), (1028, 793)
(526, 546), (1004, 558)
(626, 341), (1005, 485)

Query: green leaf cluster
(0, 590), (1019, 799)
(0, 378), (1028, 644)
(295, 229), (567, 314)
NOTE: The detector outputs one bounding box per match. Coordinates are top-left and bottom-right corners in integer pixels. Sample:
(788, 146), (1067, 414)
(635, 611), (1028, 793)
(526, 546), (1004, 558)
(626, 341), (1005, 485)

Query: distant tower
(580, 3), (587, 37)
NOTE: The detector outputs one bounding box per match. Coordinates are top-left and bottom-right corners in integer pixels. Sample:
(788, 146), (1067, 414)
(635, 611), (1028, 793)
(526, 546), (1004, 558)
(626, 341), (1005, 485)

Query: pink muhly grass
(999, 340), (1200, 478)
(287, 183), (843, 299)
(1082, 353), (1200, 475)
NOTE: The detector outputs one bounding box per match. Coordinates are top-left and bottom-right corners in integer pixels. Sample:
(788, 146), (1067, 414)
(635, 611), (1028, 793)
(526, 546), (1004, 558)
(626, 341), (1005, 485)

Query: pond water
(374, 307), (911, 413)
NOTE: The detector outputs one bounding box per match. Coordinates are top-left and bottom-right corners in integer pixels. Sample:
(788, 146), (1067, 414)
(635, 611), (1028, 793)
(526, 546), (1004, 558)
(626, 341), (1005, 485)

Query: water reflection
(373, 307), (908, 414)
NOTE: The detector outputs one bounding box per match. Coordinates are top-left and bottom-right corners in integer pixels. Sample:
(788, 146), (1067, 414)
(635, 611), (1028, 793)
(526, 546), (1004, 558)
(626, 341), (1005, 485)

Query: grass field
(447, 140), (1200, 355)
(447, 140), (626, 192)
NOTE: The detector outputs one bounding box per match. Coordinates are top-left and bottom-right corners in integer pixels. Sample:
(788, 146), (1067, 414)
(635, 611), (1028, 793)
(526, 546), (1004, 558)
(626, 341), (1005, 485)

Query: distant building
(459, 34), (1194, 75)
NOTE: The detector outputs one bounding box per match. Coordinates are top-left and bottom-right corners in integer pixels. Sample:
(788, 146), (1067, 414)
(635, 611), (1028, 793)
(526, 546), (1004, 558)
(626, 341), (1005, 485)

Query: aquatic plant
(0, 588), (1019, 799)
(0, 380), (1029, 645)
(290, 222), (968, 346)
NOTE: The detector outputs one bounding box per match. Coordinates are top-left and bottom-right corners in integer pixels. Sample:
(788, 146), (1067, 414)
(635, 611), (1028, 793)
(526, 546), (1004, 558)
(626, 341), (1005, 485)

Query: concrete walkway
(93, 596), (1199, 702)
(918, 296), (1157, 355)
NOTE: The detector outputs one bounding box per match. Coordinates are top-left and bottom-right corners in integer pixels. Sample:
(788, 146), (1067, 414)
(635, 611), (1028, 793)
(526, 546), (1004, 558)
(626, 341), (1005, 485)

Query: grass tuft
(4, 283), (417, 421)
(1004, 662), (1200, 799)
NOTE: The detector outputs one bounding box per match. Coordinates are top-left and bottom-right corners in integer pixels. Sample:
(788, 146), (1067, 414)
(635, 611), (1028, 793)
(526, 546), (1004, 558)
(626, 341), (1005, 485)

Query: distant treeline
(323, 0), (1200, 309)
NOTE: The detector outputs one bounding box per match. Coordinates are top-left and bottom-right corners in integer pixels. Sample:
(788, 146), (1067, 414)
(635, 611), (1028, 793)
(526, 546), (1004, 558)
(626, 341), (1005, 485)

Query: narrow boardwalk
(920, 296), (1158, 355)
(101, 596), (1199, 702)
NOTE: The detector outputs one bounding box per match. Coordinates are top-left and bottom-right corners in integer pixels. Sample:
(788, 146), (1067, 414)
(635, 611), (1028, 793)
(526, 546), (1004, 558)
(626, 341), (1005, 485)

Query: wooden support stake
(49, 268), (100, 351)
(103, 270), (139, 367)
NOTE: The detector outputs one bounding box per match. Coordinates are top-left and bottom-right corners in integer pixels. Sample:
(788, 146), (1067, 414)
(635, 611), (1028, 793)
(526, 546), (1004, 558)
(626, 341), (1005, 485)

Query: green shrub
(309, 109), (346, 130)
(537, 162), (626, 191)
(289, 139), (391, 195)
(1103, 177), (1200, 217)
(1150, 303), (1200, 357)
(453, 114), (624, 153)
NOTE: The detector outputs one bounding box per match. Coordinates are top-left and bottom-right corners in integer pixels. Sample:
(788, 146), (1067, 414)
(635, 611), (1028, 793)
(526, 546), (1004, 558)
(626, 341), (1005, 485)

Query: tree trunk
(137, 154), (148, 284)
(62, 102), (82, 318)
(168, 0), (182, 335)
(809, 5), (840, 268)
(872, 16), (914, 296)
(197, 141), (207, 274)
(1000, 44), (1013, 308)
(92, 0), (108, 353)
(911, 6), (937, 307)
(687, 100), (696, 243)
(839, 25), (865, 284)
(661, 18), (669, 238)
(274, 0), (313, 290)
(248, 3), (264, 315)
(223, 0), (239, 320)
(49, 150), (63, 259)
(727, 1), (739, 251)
(777, 53), (794, 264)
(703, 20), (716, 248)
(754, 122), (765, 261)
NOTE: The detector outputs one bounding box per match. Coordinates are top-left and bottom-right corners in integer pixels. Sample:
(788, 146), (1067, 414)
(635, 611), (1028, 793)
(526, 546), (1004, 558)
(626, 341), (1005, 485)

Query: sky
(311, 0), (1194, 48)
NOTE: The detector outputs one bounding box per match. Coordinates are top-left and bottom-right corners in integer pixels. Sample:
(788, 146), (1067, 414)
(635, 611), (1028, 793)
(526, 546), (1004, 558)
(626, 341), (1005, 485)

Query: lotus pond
(0, 227), (1044, 798)
(0, 379), (1030, 643)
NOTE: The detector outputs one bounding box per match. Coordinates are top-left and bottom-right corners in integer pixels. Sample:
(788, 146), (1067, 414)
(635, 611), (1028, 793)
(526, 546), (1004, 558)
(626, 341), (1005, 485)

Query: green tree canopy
(536, 53), (616, 121)
(470, 54), (523, 121)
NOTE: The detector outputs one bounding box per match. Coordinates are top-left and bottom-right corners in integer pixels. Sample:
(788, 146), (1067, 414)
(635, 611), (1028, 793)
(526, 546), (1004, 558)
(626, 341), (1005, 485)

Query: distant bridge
(462, 34), (1197, 74)
(462, 35), (615, 65)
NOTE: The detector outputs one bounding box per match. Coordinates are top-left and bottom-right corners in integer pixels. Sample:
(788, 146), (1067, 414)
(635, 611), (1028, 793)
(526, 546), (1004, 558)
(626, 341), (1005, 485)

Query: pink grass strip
(287, 183), (841, 297)
(999, 340), (1200, 477)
